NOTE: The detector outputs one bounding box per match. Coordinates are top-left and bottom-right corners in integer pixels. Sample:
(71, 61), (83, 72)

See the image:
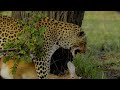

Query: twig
(0, 48), (17, 53)
(0, 48), (18, 58)
(0, 48), (35, 62)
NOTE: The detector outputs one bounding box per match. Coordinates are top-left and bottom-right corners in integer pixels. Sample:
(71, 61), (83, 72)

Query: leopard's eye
(77, 31), (85, 37)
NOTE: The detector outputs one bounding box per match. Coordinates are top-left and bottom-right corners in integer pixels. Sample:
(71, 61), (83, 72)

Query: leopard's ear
(77, 31), (85, 37)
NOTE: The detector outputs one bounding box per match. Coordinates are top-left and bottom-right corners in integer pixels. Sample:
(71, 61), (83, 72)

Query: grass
(73, 53), (107, 79)
(73, 11), (120, 79)
(0, 11), (12, 16)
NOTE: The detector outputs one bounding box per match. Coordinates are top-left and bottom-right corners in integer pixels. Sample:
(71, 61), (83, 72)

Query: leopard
(0, 15), (86, 79)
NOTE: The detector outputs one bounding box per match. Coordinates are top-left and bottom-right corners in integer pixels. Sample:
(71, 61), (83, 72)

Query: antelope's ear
(77, 31), (85, 37)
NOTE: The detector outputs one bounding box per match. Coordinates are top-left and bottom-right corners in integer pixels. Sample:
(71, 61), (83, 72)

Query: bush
(3, 13), (47, 75)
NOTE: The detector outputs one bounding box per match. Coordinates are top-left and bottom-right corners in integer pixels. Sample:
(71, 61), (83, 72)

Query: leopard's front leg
(33, 44), (59, 79)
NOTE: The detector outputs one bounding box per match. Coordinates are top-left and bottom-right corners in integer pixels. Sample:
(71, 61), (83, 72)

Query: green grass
(0, 11), (12, 16)
(73, 53), (107, 79)
(73, 11), (120, 79)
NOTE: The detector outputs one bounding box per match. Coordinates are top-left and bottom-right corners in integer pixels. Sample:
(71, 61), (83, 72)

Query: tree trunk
(12, 11), (85, 27)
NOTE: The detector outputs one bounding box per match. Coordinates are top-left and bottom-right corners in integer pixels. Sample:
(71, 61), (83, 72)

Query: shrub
(3, 13), (47, 75)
